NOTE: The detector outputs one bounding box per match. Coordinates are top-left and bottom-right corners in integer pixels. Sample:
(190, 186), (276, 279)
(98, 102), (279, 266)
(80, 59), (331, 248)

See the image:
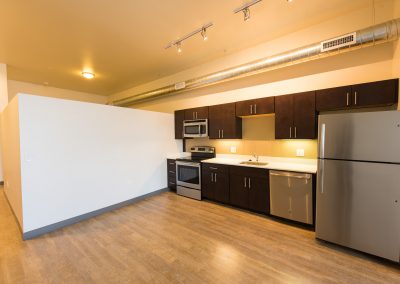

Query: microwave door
(184, 124), (200, 137)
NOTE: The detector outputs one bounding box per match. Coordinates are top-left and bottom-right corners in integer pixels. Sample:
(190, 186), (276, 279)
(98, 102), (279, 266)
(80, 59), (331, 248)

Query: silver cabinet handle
(248, 177), (251, 189)
(250, 104), (253, 114)
(346, 92), (349, 106)
(254, 104), (257, 114)
(222, 129), (224, 138)
(294, 126), (297, 138)
(244, 177), (247, 188)
(290, 126), (292, 138)
(210, 167), (218, 170)
(354, 91), (357, 105)
(214, 173), (217, 183)
(211, 172), (213, 182)
(169, 171), (175, 174)
(218, 129), (221, 138)
(169, 162), (175, 165)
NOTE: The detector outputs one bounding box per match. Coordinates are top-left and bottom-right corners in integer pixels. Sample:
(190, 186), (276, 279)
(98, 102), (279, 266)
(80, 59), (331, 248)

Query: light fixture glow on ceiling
(82, 71), (95, 79)
(176, 42), (182, 53)
(233, 0), (262, 21)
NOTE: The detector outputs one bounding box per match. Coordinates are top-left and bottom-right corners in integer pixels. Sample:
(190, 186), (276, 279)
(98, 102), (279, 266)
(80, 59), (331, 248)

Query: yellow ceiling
(0, 0), (373, 95)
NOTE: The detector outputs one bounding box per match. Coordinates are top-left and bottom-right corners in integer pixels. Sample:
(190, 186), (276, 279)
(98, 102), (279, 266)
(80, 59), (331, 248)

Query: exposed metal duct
(112, 18), (400, 107)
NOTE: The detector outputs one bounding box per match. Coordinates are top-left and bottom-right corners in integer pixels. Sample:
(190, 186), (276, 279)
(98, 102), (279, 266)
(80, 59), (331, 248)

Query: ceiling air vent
(321, 32), (357, 52)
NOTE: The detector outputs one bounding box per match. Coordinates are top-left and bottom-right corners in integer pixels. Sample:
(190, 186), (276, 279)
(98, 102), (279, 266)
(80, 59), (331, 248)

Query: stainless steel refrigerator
(316, 110), (400, 262)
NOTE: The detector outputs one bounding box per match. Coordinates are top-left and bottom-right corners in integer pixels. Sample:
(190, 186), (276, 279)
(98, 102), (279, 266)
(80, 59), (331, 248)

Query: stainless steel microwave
(183, 119), (208, 138)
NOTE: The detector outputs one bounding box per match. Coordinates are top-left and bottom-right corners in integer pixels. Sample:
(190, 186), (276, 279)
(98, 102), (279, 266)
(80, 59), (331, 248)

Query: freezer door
(318, 111), (400, 163)
(316, 159), (400, 262)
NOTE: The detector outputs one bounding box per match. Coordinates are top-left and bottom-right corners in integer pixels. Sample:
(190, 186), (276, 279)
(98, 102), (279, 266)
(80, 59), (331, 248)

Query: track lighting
(176, 42), (182, 53)
(165, 22), (213, 52)
(201, 27), (208, 41)
(234, 0), (262, 21)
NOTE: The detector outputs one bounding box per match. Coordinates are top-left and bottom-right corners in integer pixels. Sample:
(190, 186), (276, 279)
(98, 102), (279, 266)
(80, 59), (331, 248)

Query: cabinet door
(221, 103), (242, 139)
(293, 91), (316, 139)
(229, 174), (249, 209)
(214, 172), (230, 203)
(235, 99), (255, 116)
(253, 97), (275, 115)
(209, 104), (224, 139)
(275, 95), (293, 139)
(352, 79), (399, 108)
(201, 168), (215, 200)
(174, 110), (185, 139)
(248, 176), (270, 214)
(184, 107), (209, 120)
(316, 86), (352, 111)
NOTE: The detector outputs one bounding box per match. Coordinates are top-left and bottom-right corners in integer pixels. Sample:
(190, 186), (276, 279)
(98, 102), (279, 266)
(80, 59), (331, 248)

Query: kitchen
(1, 0), (400, 283)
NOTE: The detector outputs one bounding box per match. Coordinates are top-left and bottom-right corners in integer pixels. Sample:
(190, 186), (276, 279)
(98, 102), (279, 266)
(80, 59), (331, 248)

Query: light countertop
(202, 154), (317, 174)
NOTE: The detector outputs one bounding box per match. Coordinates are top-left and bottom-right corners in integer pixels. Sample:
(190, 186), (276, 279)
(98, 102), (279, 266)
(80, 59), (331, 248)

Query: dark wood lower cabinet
(229, 166), (270, 214)
(167, 159), (177, 191)
(201, 163), (229, 203)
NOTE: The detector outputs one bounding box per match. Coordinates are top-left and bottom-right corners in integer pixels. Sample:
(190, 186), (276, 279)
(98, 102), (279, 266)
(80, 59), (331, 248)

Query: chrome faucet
(252, 154), (259, 162)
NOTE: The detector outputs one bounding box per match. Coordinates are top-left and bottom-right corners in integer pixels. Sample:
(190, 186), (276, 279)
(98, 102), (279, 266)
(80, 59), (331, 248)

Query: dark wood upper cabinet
(316, 86), (352, 111)
(352, 79), (398, 108)
(209, 103), (242, 139)
(275, 92), (316, 139)
(293, 91), (316, 139)
(174, 110), (185, 139)
(275, 95), (293, 139)
(316, 79), (398, 111)
(236, 97), (275, 117)
(184, 107), (209, 120)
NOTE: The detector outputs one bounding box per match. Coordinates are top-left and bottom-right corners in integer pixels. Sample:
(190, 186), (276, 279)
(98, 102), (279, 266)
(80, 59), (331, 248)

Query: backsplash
(186, 116), (318, 159)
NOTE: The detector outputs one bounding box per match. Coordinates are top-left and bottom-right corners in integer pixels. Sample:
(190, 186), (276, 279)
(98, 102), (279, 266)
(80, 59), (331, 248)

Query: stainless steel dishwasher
(269, 170), (313, 225)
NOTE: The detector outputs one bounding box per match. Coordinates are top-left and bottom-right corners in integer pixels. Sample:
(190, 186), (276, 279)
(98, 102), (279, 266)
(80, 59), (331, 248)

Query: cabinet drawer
(202, 163), (229, 174)
(167, 159), (176, 171)
(230, 165), (268, 178)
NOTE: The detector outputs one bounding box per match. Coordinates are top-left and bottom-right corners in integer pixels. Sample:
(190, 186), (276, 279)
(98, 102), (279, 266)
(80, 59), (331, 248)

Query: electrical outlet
(230, 146), (237, 153)
(296, 149), (305, 157)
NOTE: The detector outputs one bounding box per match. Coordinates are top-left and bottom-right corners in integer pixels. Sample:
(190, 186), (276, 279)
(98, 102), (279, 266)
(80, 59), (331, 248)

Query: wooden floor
(0, 189), (399, 283)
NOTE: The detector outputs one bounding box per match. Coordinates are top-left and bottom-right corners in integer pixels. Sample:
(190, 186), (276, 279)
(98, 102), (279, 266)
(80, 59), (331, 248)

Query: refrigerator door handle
(319, 160), (324, 194)
(319, 123), (326, 158)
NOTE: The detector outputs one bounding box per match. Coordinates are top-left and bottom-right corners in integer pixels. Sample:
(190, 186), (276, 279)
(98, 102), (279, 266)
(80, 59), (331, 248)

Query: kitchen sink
(240, 161), (268, 166)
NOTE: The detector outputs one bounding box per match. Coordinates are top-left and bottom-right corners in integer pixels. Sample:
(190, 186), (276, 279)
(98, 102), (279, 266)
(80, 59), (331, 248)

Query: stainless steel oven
(176, 161), (201, 188)
(183, 119), (208, 138)
(175, 146), (215, 200)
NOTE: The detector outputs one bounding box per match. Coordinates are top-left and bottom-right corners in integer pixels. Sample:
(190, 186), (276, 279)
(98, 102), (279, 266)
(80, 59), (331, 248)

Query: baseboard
(23, 188), (170, 240)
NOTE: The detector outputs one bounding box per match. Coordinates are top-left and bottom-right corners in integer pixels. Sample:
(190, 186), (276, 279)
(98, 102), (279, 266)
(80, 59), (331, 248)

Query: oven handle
(175, 161), (201, 167)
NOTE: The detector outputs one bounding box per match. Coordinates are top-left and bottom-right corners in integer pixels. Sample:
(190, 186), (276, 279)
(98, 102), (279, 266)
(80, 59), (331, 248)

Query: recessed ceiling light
(287, 0), (293, 2)
(82, 71), (95, 79)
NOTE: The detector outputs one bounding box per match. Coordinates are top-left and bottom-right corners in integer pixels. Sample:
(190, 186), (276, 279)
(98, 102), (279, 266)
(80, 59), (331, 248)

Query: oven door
(176, 161), (201, 190)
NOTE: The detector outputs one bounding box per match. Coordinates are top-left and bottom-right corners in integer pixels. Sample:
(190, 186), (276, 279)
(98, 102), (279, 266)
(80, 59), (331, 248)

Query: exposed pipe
(112, 18), (400, 107)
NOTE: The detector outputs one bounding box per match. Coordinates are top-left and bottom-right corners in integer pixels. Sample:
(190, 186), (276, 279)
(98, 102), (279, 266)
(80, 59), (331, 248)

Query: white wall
(8, 80), (107, 105)
(0, 63), (9, 182)
(6, 94), (181, 233)
(1, 97), (23, 228)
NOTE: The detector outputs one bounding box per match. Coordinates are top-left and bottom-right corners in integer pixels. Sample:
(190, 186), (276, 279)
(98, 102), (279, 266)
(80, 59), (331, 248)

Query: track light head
(201, 27), (208, 41)
(176, 42), (182, 53)
(243, 7), (250, 21)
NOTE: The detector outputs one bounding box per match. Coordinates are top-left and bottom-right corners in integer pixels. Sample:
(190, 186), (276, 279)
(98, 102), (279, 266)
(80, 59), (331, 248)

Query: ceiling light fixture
(201, 27), (208, 41)
(82, 71), (95, 79)
(165, 22), (213, 52)
(176, 42), (182, 53)
(234, 0), (262, 21)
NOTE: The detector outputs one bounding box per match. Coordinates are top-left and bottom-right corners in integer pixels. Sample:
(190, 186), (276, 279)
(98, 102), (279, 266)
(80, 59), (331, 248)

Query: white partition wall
(3, 94), (182, 236)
